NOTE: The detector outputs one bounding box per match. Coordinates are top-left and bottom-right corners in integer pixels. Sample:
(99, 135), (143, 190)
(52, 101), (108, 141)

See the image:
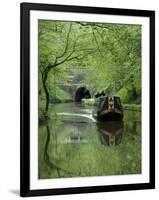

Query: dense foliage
(38, 20), (141, 116)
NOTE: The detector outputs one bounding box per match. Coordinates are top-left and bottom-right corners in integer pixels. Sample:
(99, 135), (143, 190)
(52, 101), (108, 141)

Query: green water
(38, 103), (141, 179)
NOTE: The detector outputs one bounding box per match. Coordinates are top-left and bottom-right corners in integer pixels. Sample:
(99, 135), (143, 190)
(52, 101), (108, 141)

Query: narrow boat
(93, 96), (123, 121)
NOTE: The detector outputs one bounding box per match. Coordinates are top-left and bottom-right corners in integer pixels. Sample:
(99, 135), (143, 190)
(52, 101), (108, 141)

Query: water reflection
(97, 121), (123, 146)
(66, 133), (88, 144)
(41, 123), (76, 178)
(39, 103), (141, 179)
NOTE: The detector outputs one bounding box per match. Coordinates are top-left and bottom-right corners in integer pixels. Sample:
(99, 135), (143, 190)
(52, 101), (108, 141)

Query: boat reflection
(97, 121), (124, 146)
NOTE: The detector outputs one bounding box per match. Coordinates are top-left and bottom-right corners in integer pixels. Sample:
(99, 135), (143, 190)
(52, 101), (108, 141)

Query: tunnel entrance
(75, 87), (91, 102)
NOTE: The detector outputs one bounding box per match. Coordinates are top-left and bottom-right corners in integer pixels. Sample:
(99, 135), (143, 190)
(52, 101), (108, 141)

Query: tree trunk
(42, 78), (50, 114)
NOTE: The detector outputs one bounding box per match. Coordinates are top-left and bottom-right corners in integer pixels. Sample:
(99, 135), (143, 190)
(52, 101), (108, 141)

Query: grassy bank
(81, 98), (96, 106)
(81, 98), (141, 111)
(123, 104), (141, 111)
(39, 87), (73, 122)
(49, 87), (72, 103)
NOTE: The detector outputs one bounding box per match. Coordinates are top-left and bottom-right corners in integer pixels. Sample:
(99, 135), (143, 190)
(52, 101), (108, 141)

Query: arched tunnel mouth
(75, 87), (91, 102)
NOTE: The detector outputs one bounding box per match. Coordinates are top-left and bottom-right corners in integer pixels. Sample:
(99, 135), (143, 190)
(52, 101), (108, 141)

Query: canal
(38, 102), (141, 179)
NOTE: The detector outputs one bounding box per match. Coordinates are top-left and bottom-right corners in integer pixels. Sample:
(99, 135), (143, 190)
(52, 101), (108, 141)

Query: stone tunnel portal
(75, 87), (91, 102)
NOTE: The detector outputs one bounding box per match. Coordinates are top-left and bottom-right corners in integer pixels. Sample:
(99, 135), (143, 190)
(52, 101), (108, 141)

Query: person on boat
(95, 90), (105, 98)
(108, 97), (114, 109)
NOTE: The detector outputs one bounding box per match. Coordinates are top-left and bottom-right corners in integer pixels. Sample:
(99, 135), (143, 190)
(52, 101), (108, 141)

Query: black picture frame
(20, 2), (155, 197)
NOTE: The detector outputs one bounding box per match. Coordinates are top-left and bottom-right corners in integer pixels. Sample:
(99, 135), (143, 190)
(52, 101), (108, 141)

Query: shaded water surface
(39, 103), (141, 179)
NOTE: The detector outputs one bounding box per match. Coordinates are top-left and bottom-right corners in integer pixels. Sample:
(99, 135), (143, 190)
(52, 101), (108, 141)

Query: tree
(39, 20), (142, 118)
(78, 23), (141, 103)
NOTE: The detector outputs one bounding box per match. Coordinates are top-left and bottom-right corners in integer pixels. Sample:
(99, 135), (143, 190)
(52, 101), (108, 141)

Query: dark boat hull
(93, 109), (123, 121)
